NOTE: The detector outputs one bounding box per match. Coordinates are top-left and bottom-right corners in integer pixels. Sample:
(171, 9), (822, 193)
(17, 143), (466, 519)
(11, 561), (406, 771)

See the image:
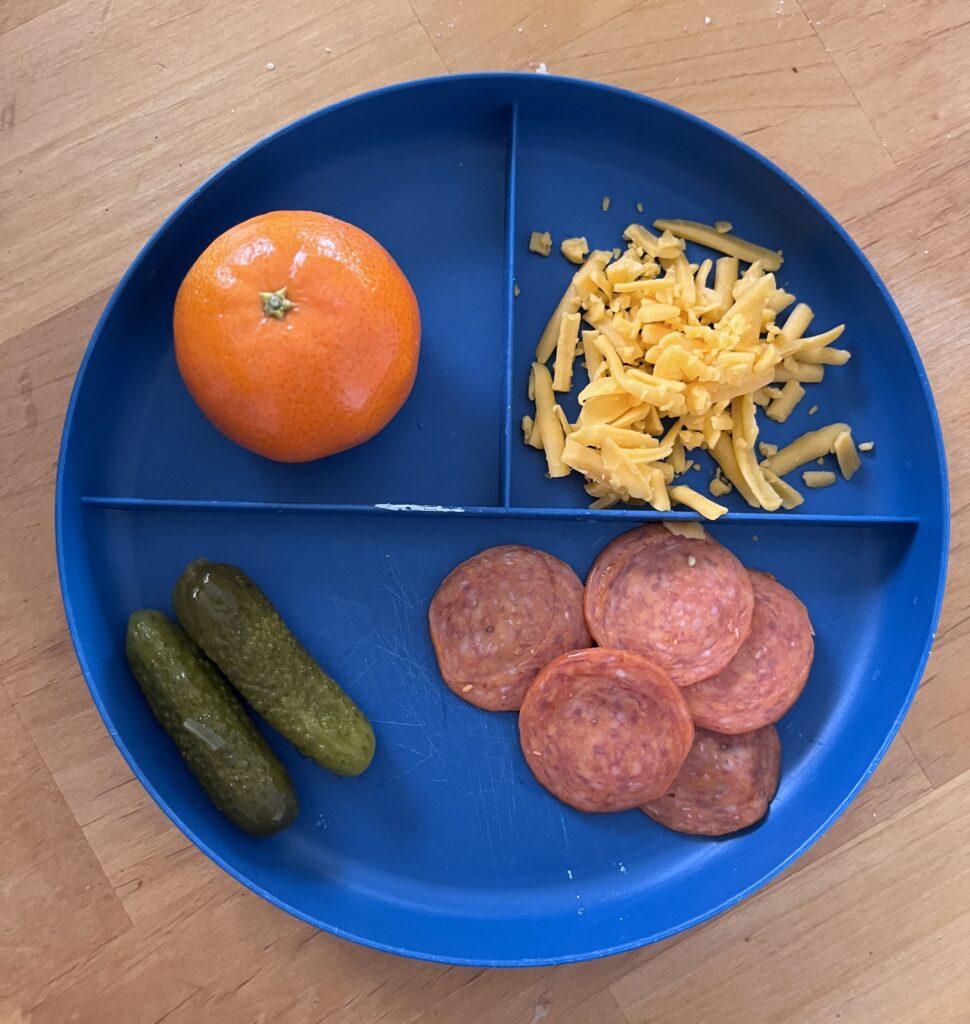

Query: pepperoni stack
(428, 525), (814, 836)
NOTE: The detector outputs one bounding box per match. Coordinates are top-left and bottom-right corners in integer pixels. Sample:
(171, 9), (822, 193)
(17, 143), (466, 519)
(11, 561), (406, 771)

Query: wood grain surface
(2, 2), (968, 1021)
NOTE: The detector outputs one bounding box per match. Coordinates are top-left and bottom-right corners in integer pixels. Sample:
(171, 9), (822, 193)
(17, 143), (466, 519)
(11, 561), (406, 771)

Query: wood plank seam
(895, 730), (934, 790)
(793, 0), (898, 168)
(2, 687), (135, 924)
(796, 764), (969, 876)
(403, 0), (453, 72)
(6, 687), (140, 921)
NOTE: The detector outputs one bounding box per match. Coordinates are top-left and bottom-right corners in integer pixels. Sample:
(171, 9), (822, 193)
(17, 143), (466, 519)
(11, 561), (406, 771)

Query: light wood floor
(1, 1), (968, 1021)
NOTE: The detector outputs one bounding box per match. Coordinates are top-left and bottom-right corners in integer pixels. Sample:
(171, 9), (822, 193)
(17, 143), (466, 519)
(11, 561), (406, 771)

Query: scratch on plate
(374, 503), (466, 512)
(400, 752), (436, 776)
(362, 636), (423, 678)
(558, 807), (572, 856)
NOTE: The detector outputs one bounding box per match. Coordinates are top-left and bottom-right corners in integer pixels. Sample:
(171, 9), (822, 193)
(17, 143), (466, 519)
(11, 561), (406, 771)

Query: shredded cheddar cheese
(766, 380), (805, 423)
(525, 218), (852, 517)
(833, 430), (861, 479)
(803, 470), (837, 488)
(653, 219), (783, 271)
(761, 423), (850, 477)
(561, 236), (589, 265)
(762, 467), (804, 509)
(668, 485), (729, 521)
(529, 231), (553, 256)
(662, 520), (707, 540)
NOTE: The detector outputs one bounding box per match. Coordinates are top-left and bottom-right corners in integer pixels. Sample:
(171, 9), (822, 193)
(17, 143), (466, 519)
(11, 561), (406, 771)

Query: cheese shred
(524, 217), (852, 517)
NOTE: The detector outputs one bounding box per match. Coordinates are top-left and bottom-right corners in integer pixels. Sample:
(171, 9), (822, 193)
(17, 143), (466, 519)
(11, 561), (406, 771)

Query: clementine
(173, 210), (420, 462)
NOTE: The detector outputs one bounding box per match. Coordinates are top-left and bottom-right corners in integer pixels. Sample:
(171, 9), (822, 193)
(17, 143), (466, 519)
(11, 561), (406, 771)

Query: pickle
(173, 559), (375, 776)
(125, 610), (298, 836)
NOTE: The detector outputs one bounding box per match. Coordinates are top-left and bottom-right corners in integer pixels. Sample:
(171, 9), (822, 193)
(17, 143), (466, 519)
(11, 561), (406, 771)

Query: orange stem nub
(260, 287), (295, 320)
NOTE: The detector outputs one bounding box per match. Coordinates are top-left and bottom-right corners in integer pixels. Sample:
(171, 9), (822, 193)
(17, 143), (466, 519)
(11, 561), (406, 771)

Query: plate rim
(54, 71), (950, 967)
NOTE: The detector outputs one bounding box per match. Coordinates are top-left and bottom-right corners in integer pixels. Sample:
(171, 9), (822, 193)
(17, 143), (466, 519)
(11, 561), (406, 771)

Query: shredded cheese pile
(523, 219), (857, 519)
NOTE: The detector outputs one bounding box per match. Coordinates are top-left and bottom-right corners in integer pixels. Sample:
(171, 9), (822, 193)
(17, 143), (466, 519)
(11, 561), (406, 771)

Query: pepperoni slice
(429, 545), (591, 711)
(584, 525), (755, 686)
(642, 725), (781, 836)
(519, 648), (694, 812)
(685, 571), (814, 733)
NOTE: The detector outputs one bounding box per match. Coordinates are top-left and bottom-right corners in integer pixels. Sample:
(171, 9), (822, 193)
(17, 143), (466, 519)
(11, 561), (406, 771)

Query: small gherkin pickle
(125, 610), (298, 836)
(174, 559), (375, 776)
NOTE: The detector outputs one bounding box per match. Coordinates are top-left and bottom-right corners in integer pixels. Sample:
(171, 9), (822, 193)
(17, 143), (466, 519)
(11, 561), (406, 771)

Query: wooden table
(2, 2), (968, 1021)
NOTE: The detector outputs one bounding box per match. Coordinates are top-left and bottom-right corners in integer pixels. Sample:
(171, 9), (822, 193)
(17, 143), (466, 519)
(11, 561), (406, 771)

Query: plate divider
(499, 102), (520, 509)
(78, 495), (921, 528)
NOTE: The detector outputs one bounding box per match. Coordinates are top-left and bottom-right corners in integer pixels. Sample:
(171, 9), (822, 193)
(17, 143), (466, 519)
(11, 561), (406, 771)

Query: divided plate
(57, 74), (948, 966)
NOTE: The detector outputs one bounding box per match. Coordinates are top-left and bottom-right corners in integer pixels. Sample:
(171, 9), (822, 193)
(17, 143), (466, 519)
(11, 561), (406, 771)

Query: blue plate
(56, 74), (949, 966)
